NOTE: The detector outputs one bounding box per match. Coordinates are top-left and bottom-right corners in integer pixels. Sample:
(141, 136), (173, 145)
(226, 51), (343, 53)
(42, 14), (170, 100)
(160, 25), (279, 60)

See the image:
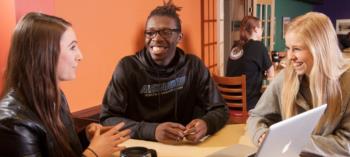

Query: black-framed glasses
(144, 28), (180, 39)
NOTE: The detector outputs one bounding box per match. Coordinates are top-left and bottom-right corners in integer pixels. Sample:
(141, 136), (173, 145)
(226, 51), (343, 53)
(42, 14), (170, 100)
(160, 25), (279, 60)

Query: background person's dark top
(226, 40), (272, 110)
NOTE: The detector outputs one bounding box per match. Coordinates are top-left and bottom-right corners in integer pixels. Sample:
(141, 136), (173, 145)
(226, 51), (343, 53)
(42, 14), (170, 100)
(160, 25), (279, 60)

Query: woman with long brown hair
(0, 12), (130, 157)
(226, 16), (274, 110)
(247, 12), (350, 156)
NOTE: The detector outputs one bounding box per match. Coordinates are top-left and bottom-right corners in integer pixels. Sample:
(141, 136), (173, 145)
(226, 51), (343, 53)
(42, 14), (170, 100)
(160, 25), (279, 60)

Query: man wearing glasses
(100, 1), (228, 145)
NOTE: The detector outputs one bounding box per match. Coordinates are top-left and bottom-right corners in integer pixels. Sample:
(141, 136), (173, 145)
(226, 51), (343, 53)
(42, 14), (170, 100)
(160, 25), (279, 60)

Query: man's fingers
(185, 127), (208, 143)
(185, 120), (202, 136)
(185, 131), (201, 141)
(168, 122), (186, 130)
(164, 129), (182, 140)
(185, 134), (196, 141)
(184, 127), (197, 135)
(165, 127), (184, 138)
(164, 131), (181, 141)
(185, 120), (197, 129)
(162, 125), (185, 141)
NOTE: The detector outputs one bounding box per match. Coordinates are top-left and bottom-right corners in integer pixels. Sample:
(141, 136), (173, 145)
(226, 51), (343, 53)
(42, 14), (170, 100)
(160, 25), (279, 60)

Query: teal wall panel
(274, 0), (313, 51)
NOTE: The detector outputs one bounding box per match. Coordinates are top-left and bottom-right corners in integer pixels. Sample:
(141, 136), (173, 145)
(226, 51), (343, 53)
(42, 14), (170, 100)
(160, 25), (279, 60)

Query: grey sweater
(247, 69), (350, 156)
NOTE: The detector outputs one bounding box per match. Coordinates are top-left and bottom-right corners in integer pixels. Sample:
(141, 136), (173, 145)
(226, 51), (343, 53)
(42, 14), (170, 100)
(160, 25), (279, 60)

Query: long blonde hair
(281, 12), (350, 133)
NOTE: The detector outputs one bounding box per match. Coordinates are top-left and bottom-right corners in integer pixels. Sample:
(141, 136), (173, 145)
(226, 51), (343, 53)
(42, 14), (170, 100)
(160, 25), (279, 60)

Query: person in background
(100, 0), (228, 145)
(340, 31), (350, 50)
(226, 16), (274, 111)
(0, 12), (130, 157)
(247, 12), (350, 156)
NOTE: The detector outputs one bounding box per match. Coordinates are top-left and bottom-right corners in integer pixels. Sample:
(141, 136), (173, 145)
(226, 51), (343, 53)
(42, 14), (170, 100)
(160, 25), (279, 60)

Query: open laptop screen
(255, 104), (327, 157)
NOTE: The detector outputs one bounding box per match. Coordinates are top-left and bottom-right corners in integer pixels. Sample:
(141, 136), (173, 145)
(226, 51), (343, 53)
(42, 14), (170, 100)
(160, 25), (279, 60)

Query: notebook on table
(208, 104), (327, 157)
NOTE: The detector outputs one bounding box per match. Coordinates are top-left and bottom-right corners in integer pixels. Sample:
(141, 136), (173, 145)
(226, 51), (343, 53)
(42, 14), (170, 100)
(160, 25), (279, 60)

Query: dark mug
(120, 146), (157, 157)
(272, 51), (280, 62)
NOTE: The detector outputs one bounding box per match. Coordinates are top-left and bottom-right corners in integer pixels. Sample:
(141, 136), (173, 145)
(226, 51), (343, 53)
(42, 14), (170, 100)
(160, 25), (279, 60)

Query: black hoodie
(100, 47), (228, 141)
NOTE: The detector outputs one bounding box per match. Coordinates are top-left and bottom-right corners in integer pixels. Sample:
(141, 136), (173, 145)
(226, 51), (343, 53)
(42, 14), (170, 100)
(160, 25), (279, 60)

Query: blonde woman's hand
(84, 122), (131, 157)
(258, 132), (266, 146)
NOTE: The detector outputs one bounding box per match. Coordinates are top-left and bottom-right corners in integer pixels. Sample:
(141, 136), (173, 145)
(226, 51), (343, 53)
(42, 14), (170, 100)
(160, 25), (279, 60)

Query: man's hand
(184, 119), (207, 144)
(155, 122), (186, 144)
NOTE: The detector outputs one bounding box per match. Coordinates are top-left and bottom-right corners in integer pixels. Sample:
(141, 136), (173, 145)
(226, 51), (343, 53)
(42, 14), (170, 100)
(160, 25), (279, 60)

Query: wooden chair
(212, 74), (248, 124)
(72, 105), (101, 132)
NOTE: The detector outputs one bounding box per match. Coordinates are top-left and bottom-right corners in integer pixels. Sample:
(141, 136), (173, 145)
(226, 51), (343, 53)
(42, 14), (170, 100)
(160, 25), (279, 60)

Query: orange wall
(53, 0), (202, 112)
(0, 1), (16, 95)
(14, 0), (53, 21)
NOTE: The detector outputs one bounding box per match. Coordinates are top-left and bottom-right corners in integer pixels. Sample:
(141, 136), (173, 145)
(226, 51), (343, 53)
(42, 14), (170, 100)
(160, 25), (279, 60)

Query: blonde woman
(247, 12), (350, 156)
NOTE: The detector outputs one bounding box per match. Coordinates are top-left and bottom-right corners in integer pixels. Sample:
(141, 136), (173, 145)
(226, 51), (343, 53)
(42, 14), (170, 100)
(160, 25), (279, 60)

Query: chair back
(212, 74), (248, 124)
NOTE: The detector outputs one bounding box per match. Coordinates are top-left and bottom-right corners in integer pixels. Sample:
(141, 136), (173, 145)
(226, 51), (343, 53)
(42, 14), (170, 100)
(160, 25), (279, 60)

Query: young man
(100, 1), (228, 144)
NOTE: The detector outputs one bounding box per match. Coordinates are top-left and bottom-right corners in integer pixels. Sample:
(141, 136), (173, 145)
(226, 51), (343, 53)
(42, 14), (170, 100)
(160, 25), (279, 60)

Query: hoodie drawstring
(174, 67), (178, 121)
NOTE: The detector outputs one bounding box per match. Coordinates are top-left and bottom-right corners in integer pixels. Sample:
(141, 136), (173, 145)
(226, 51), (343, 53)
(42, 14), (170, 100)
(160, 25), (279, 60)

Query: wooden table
(116, 124), (255, 157)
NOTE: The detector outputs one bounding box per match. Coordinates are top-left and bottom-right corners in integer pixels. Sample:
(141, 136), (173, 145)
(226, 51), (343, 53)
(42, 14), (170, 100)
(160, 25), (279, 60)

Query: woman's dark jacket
(0, 90), (87, 157)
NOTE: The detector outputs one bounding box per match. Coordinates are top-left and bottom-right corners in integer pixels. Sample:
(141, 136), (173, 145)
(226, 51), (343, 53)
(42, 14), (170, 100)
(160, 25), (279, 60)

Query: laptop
(208, 104), (327, 157)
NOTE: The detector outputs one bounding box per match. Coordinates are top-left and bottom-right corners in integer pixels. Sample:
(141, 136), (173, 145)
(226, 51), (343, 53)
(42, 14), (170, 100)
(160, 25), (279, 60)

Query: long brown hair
(281, 12), (350, 133)
(3, 12), (75, 156)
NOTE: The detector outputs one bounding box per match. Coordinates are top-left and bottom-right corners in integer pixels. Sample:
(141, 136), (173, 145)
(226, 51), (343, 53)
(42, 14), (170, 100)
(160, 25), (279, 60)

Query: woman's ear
(253, 27), (258, 33)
